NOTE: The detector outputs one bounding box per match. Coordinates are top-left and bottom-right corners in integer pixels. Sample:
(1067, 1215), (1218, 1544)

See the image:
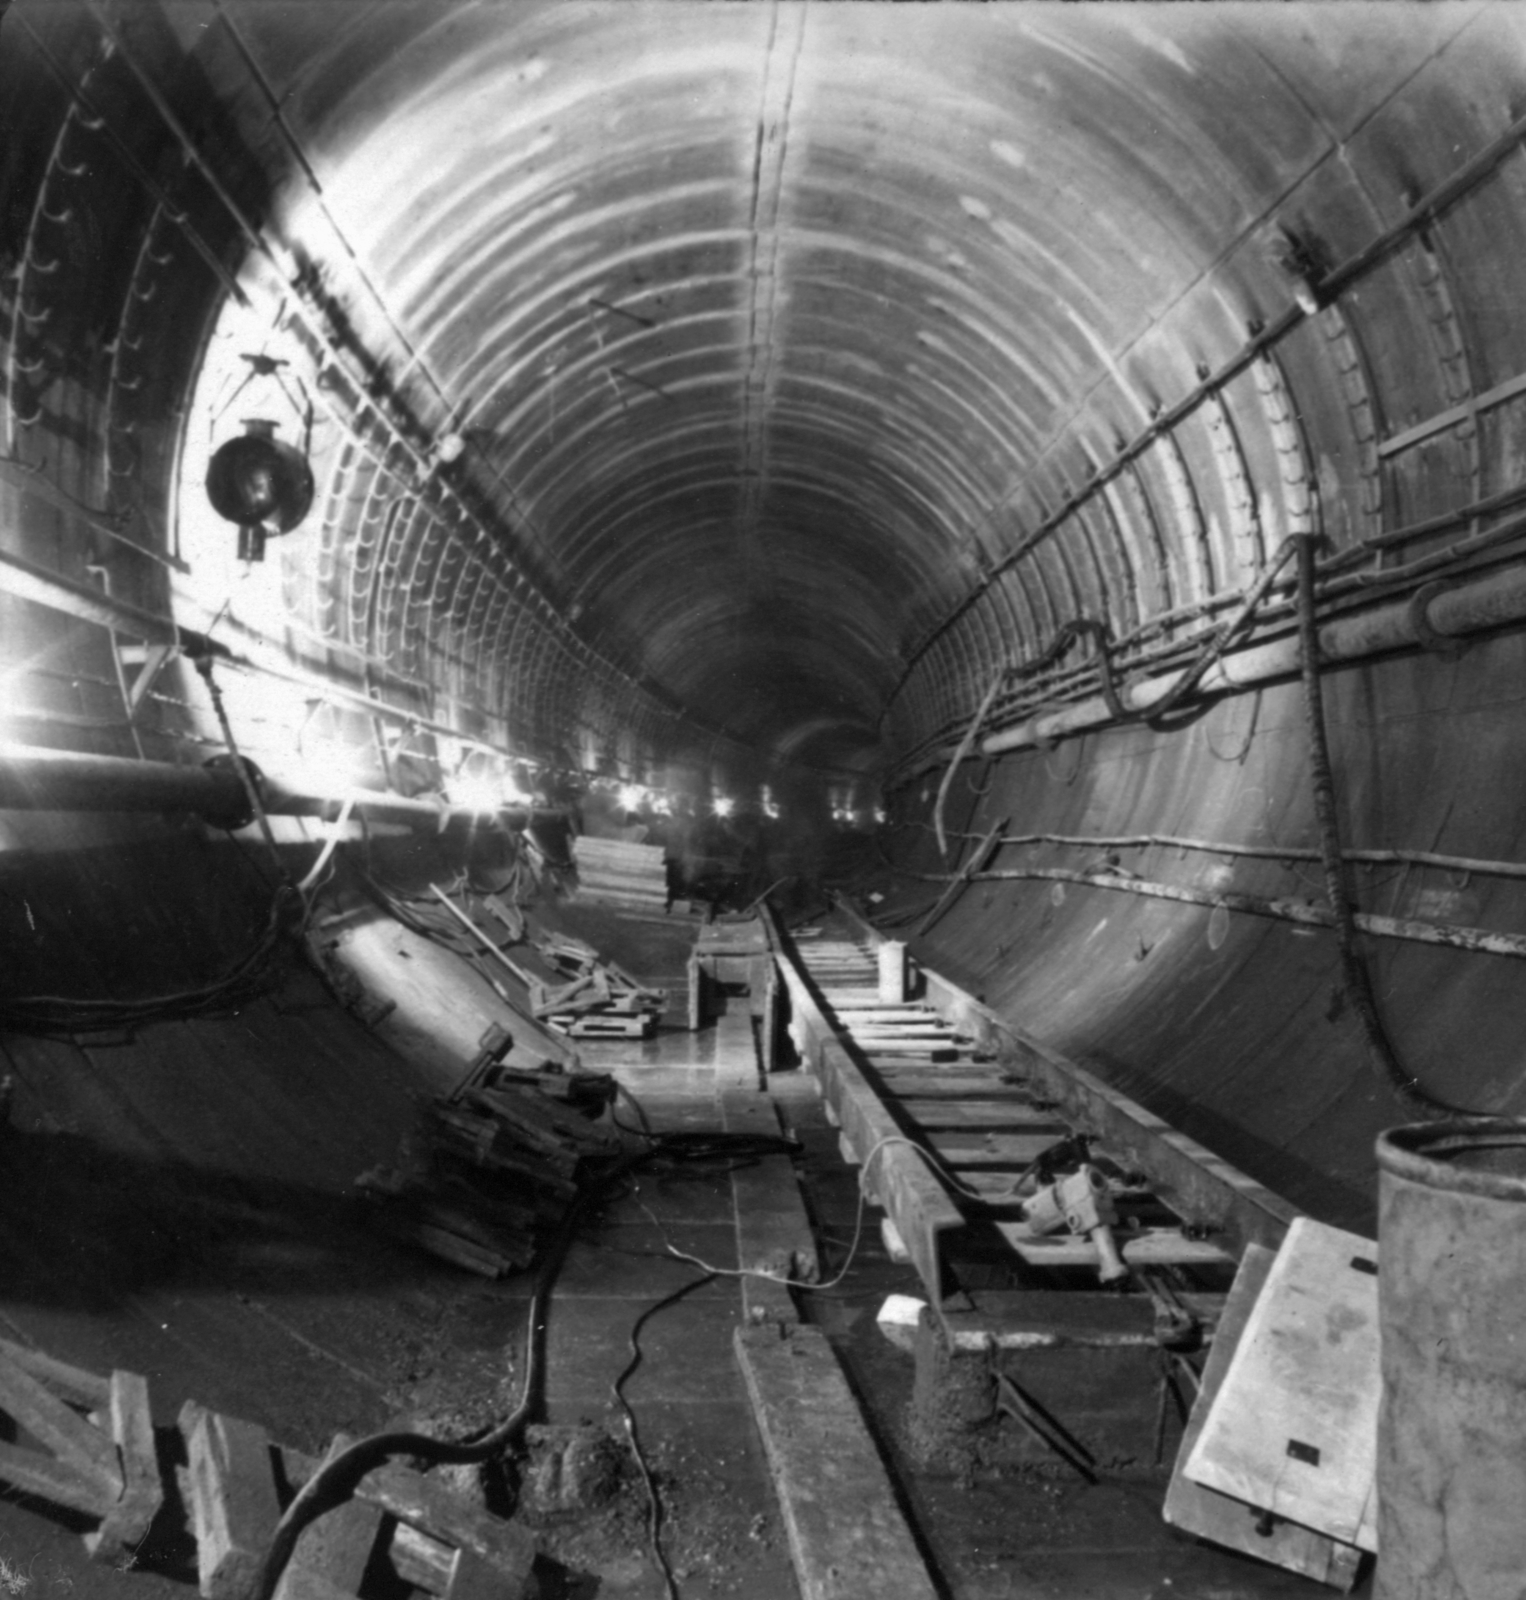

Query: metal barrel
(1375, 1119), (1526, 1599)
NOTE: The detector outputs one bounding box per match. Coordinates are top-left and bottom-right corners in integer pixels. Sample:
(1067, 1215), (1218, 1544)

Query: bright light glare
(712, 796), (734, 818)
(284, 747), (366, 797)
(618, 783), (645, 812)
(448, 772), (504, 813)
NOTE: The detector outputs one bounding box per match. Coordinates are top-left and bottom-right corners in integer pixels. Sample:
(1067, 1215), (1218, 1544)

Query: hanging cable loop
(1293, 532), (1476, 1117)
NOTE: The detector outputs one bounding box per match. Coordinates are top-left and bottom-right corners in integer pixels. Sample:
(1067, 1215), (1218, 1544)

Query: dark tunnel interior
(5, 4), (1526, 1593)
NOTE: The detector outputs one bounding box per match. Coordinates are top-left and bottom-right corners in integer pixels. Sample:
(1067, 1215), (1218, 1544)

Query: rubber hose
(1293, 533), (1471, 1118)
(251, 1149), (640, 1600)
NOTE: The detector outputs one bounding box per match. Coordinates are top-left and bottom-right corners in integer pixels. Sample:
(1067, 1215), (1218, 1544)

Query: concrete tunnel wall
(4, 2), (1526, 1227)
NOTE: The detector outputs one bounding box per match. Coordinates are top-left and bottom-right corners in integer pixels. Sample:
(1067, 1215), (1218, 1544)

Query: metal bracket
(1407, 580), (1468, 658)
(117, 640), (176, 714)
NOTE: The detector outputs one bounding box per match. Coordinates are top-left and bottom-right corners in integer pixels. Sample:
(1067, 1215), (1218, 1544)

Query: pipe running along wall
(5, 3), (1526, 1223)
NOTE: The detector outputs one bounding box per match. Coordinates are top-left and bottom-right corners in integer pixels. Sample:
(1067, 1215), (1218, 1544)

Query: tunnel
(4, 4), (1526, 1598)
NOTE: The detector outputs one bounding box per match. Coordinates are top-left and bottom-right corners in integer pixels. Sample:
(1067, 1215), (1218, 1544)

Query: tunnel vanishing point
(4, 4), (1526, 1597)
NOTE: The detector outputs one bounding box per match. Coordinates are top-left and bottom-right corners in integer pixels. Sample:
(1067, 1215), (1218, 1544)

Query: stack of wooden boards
(530, 931), (667, 1040)
(359, 1062), (619, 1278)
(0, 1344), (537, 1598)
(571, 836), (669, 913)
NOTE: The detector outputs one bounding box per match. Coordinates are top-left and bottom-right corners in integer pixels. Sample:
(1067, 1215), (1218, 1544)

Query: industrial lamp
(205, 419), (315, 561)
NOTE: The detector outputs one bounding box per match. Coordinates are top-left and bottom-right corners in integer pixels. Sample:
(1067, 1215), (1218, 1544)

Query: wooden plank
(762, 906), (962, 1303)
(555, 1014), (651, 1039)
(760, 965), (780, 1071)
(572, 837), (664, 859)
(86, 1369), (165, 1563)
(388, 1522), (457, 1592)
(180, 1401), (283, 1600)
(722, 1091), (814, 1326)
(1184, 1217), (1379, 1552)
(897, 1098), (1057, 1127)
(848, 1033), (956, 1048)
(937, 1289), (1160, 1352)
(927, 1130), (1069, 1166)
(863, 1071), (1019, 1098)
(0, 1338), (112, 1411)
(575, 877), (667, 899)
(994, 1222), (1234, 1269)
(853, 1042), (961, 1062)
(922, 968), (1300, 1259)
(1165, 1245), (1363, 1591)
(412, 1224), (513, 1278)
(275, 1485), (383, 1600)
(0, 1438), (109, 1515)
(735, 1326), (939, 1600)
(0, 1346), (122, 1491)
(282, 1446), (536, 1592)
(686, 953), (704, 1031)
(842, 1011), (945, 1026)
(443, 1544), (507, 1600)
(818, 1042), (963, 1303)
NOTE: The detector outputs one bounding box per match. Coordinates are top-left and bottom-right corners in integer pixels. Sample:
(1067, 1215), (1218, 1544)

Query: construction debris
(529, 930), (667, 1039)
(359, 1058), (620, 1278)
(0, 1340), (163, 1565)
(174, 1400), (538, 1600)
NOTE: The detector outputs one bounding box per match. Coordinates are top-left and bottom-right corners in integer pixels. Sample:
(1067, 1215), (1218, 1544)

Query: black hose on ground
(252, 1127), (800, 1600)
(1293, 532), (1476, 1119)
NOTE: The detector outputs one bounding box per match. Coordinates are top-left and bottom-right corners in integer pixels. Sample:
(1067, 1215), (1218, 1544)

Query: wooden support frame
(835, 892), (1299, 1260)
(760, 905), (963, 1303)
(0, 1341), (162, 1564)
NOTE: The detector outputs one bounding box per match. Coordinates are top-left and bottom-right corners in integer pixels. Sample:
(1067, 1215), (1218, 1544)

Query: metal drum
(1376, 1119), (1526, 1600)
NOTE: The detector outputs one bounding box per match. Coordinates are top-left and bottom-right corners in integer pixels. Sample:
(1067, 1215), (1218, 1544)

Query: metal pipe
(982, 561), (1526, 756)
(0, 742), (250, 825)
(0, 742), (566, 829)
(887, 103), (1526, 707)
(260, 780), (565, 828)
(912, 825), (1526, 885)
(964, 865), (1526, 962)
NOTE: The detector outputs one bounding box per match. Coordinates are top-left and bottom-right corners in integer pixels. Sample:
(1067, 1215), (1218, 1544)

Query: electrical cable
(0, 882), (300, 1035)
(250, 1149), (634, 1600)
(611, 1272), (717, 1600)
(1293, 533), (1479, 1118)
(1144, 538), (1299, 727)
(191, 654), (288, 877)
(253, 1108), (815, 1600)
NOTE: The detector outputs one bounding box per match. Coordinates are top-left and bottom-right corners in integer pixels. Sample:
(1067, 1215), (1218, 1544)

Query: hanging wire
(1292, 534), (1479, 1118)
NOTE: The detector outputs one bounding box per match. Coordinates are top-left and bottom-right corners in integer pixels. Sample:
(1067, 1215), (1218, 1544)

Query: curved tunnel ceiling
(114, 0), (1502, 786)
(5, 0), (1522, 800)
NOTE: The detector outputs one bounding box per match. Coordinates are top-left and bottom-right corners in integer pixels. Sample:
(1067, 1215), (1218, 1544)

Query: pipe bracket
(1408, 580), (1469, 658)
